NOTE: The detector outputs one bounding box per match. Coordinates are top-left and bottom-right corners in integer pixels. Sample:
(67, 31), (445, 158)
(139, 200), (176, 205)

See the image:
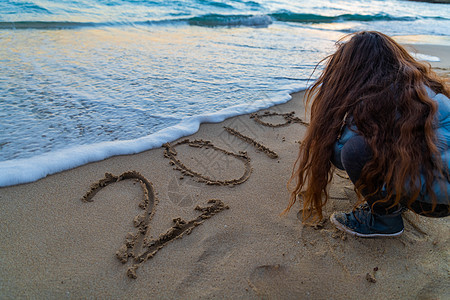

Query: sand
(1, 44), (449, 299)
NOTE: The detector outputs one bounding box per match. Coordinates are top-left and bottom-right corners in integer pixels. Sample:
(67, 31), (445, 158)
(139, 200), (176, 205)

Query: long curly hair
(284, 31), (449, 223)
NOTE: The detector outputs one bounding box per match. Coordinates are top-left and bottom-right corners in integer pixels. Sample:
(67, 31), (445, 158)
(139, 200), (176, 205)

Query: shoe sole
(330, 213), (404, 238)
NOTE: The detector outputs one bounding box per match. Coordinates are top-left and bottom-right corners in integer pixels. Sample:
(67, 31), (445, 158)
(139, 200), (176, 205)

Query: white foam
(410, 52), (441, 62)
(0, 86), (306, 187)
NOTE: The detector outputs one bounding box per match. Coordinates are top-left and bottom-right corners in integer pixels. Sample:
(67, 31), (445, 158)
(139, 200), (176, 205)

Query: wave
(0, 16), (273, 30)
(186, 12), (432, 27)
(187, 14), (272, 27)
(1, 11), (446, 30)
(269, 12), (417, 23)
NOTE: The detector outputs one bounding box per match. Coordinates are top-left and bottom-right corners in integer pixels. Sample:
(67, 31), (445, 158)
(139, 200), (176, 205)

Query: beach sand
(1, 44), (449, 299)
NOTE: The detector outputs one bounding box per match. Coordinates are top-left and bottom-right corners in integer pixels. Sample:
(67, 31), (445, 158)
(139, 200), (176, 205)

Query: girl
(285, 31), (450, 237)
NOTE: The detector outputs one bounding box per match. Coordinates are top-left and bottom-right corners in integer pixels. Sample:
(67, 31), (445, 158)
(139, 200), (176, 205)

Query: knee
(341, 136), (372, 169)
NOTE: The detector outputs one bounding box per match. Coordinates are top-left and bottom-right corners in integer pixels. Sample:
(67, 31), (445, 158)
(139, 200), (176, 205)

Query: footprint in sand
(416, 279), (450, 300)
(249, 264), (291, 298)
(401, 212), (428, 242)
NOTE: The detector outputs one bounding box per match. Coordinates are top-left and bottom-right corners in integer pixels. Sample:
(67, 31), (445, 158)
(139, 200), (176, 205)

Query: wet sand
(0, 44), (449, 299)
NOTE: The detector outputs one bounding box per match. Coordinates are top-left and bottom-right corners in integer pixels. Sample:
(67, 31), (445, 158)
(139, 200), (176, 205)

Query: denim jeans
(333, 135), (449, 217)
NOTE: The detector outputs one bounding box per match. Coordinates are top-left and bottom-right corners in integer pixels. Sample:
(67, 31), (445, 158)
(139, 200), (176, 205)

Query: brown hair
(285, 31), (449, 223)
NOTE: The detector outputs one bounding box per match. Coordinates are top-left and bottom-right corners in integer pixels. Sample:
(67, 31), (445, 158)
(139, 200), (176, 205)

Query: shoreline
(0, 85), (308, 188)
(0, 86), (304, 188)
(1, 43), (449, 298)
(1, 41), (449, 188)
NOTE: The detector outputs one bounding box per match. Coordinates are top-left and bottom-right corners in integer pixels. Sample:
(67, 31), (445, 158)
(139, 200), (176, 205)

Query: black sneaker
(330, 206), (404, 238)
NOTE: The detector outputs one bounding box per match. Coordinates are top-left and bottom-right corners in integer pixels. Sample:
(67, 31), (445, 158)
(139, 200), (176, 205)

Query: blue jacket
(332, 87), (450, 204)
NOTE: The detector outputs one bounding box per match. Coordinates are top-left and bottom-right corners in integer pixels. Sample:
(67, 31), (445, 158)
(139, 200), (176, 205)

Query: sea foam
(410, 52), (441, 62)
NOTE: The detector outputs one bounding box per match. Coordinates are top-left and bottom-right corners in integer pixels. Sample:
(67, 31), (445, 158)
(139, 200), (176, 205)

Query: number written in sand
(223, 126), (278, 159)
(81, 171), (229, 279)
(250, 111), (309, 128)
(163, 139), (252, 186)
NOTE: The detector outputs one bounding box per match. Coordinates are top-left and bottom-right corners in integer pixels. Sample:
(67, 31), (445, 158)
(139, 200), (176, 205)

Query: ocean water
(1, 0), (449, 187)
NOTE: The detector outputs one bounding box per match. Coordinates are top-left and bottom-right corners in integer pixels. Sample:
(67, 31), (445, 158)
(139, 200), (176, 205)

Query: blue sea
(1, 0), (449, 187)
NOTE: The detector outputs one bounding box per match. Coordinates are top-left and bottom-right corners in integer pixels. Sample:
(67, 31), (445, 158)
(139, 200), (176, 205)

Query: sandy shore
(1, 43), (449, 299)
